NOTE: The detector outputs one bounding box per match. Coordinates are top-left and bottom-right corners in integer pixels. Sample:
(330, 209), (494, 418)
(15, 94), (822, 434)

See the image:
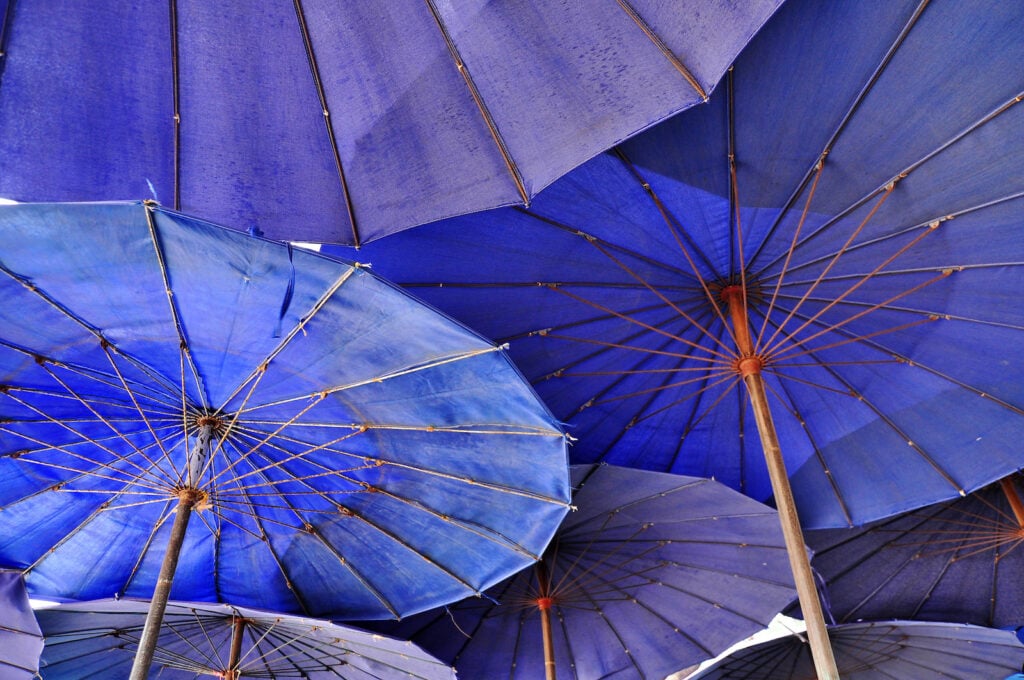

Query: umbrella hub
(536, 596), (555, 611)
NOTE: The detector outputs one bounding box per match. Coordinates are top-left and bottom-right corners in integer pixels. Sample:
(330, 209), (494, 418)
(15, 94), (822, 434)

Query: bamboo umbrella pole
(999, 477), (1024, 527)
(225, 615), (247, 680)
(723, 288), (840, 680)
(535, 561), (557, 680)
(129, 420), (217, 680)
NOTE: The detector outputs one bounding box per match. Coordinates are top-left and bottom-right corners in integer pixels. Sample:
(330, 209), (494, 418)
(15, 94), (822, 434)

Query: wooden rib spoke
(589, 367), (737, 407)
(583, 237), (738, 358)
(756, 158), (826, 350)
(631, 371), (742, 428)
(42, 359), (179, 483)
(236, 346), (501, 415)
(759, 185), (897, 355)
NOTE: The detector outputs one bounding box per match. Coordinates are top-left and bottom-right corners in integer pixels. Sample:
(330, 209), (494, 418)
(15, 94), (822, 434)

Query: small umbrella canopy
(36, 599), (455, 679)
(0, 0), (782, 245)
(366, 464), (800, 680)
(0, 570), (43, 678)
(687, 621), (1024, 680)
(796, 473), (1024, 629)
(323, 0), (1024, 530)
(0, 201), (570, 622)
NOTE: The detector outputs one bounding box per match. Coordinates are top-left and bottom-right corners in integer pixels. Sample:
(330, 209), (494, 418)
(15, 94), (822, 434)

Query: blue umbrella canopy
(0, 0), (782, 245)
(365, 464), (800, 680)
(325, 0), (1024, 530)
(0, 570), (42, 679)
(36, 599), (455, 679)
(0, 201), (570, 622)
(687, 621), (1024, 680)
(798, 473), (1024, 629)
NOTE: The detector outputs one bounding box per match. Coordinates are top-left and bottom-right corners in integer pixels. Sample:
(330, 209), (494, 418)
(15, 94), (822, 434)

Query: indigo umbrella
(686, 621), (1024, 680)
(0, 0), (782, 245)
(0, 570), (43, 678)
(36, 599), (455, 679)
(364, 464), (800, 680)
(324, 0), (1024, 675)
(0, 201), (570, 678)
(798, 473), (1024, 629)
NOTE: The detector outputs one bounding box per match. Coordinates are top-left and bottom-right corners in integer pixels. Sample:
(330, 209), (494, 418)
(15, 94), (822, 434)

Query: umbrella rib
(0, 409), (180, 494)
(758, 184), (897, 356)
(767, 312), (939, 367)
(583, 236), (739, 359)
(775, 260), (1024, 287)
(767, 368), (855, 526)
(747, 0), (932, 268)
(424, 0), (528, 205)
(236, 345), (504, 414)
(631, 372), (741, 428)
(226, 424), (568, 506)
(615, 0), (706, 99)
(217, 467), (315, 616)
(217, 265), (357, 410)
(589, 367), (737, 408)
(755, 158), (826, 351)
(614, 147), (737, 345)
(727, 69), (757, 346)
(516, 206), (702, 280)
(0, 338), (183, 410)
(167, 0), (181, 210)
(143, 202), (210, 410)
(41, 358), (179, 485)
(756, 88), (1024, 277)
(765, 190), (1024, 286)
(101, 345), (183, 477)
(787, 339), (967, 497)
(119, 499), (179, 599)
(577, 322), (705, 463)
(532, 300), (706, 383)
(291, 0), (360, 246)
(221, 448), (401, 618)
(726, 67), (737, 275)
(769, 298), (1024, 420)
(0, 263), (187, 404)
(579, 573), (717, 674)
(545, 283), (735, 362)
(166, 615), (225, 671)
(0, 0), (15, 84)
(539, 330), (724, 366)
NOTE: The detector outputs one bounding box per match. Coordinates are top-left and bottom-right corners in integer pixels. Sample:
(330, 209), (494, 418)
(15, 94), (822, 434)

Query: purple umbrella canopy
(797, 473), (1024, 629)
(363, 464), (801, 680)
(0, 0), (782, 245)
(687, 621), (1024, 680)
(36, 599), (455, 679)
(0, 570), (43, 679)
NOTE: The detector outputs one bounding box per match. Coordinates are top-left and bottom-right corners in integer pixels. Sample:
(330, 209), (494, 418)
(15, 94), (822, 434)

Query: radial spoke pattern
(360, 465), (799, 680)
(328, 0), (1024, 530)
(0, 201), (571, 621)
(36, 600), (454, 679)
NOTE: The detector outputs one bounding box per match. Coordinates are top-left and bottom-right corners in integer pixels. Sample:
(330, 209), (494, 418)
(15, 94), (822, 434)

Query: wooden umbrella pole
(129, 492), (199, 680)
(225, 615), (247, 680)
(999, 477), (1024, 528)
(724, 288), (840, 680)
(535, 561), (557, 680)
(129, 421), (215, 680)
